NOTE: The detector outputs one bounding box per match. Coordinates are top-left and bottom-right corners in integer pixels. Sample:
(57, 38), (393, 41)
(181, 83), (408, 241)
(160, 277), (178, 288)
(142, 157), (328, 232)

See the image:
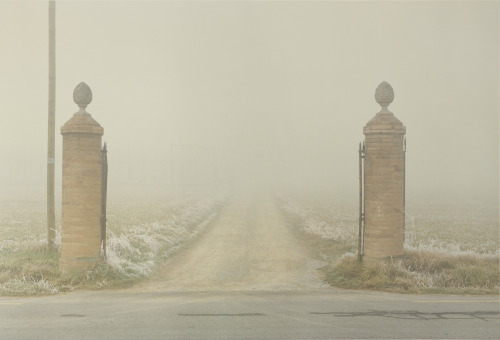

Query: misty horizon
(0, 0), (498, 202)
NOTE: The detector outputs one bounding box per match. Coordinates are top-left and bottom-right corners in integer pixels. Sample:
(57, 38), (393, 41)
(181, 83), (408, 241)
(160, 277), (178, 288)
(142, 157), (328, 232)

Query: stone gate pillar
(363, 81), (406, 260)
(59, 82), (104, 272)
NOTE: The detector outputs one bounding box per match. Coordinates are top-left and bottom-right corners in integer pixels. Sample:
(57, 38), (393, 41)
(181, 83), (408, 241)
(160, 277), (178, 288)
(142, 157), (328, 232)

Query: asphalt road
(1, 289), (499, 339)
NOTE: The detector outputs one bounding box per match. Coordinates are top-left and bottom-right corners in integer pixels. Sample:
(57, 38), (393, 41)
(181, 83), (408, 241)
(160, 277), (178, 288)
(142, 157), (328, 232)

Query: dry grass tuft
(323, 251), (499, 294)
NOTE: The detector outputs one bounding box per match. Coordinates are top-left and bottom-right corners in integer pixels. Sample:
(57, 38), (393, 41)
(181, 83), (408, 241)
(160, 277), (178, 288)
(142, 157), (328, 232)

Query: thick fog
(0, 1), (498, 200)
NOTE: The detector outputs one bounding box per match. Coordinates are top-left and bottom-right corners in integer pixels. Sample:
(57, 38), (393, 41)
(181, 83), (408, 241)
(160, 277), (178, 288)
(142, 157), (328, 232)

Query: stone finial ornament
(374, 81), (394, 113)
(73, 82), (92, 113)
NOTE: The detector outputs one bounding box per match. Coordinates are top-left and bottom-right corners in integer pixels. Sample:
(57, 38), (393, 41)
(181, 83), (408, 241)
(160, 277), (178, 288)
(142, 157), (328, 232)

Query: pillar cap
(364, 81), (405, 135)
(61, 113), (104, 135)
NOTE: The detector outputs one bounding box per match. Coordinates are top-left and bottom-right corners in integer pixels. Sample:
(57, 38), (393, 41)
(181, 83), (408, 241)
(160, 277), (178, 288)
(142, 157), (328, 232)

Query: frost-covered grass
(104, 194), (224, 278)
(0, 244), (60, 296)
(281, 198), (357, 243)
(405, 197), (499, 256)
(276, 193), (358, 261)
(276, 191), (499, 293)
(0, 189), (227, 296)
(325, 250), (499, 294)
(277, 192), (499, 257)
(0, 200), (54, 252)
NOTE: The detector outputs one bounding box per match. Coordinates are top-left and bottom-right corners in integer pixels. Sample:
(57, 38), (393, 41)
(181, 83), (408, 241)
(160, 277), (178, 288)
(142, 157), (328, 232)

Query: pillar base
(59, 256), (101, 273)
(362, 254), (404, 265)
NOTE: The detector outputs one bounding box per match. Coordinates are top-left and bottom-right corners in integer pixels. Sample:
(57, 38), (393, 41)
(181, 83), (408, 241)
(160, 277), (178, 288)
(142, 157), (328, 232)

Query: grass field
(277, 191), (499, 294)
(0, 189), (227, 296)
(405, 197), (498, 255)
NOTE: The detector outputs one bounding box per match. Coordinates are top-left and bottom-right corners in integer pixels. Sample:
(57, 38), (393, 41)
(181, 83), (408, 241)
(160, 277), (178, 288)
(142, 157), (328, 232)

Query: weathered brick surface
(363, 112), (406, 260)
(59, 112), (104, 272)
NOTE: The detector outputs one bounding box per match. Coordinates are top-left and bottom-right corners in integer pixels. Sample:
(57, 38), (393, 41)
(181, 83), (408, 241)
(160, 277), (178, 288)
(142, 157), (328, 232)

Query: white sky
(0, 0), (498, 198)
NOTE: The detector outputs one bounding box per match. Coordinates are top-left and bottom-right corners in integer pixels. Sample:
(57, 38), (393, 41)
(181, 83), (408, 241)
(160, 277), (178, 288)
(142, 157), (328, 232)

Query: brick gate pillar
(363, 81), (406, 261)
(59, 82), (104, 272)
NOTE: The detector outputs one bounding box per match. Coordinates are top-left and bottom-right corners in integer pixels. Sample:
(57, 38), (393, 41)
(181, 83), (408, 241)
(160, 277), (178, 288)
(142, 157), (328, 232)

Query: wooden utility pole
(47, 0), (56, 249)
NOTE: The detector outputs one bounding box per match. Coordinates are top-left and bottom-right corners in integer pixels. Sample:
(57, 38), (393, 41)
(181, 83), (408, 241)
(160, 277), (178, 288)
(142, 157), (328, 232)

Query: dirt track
(138, 191), (329, 292)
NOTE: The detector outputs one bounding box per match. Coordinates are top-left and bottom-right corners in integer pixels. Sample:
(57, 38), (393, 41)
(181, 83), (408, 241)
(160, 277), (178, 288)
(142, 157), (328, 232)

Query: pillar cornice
(61, 112), (104, 136)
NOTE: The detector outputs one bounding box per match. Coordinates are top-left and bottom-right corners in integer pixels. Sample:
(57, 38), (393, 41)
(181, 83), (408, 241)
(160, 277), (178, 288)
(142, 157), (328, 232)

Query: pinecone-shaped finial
(374, 81), (394, 113)
(73, 82), (92, 113)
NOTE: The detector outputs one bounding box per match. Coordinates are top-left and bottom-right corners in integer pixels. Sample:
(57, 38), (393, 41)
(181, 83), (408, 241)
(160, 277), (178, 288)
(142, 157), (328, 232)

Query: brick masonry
(59, 112), (104, 272)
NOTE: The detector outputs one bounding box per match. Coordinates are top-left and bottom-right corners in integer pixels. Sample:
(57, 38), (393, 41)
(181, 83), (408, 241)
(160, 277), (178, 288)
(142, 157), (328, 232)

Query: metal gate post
(101, 143), (108, 259)
(358, 142), (365, 262)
